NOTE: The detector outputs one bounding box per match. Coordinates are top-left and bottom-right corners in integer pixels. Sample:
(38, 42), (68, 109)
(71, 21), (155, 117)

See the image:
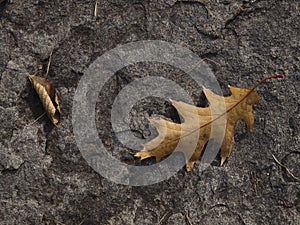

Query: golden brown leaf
(28, 75), (61, 125)
(135, 75), (283, 171)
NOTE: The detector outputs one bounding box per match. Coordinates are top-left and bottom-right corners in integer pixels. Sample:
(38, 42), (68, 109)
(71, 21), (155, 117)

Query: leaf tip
(147, 117), (154, 122)
(220, 157), (226, 166)
(186, 162), (194, 172)
(134, 151), (153, 161)
(202, 86), (207, 91)
(27, 74), (35, 81)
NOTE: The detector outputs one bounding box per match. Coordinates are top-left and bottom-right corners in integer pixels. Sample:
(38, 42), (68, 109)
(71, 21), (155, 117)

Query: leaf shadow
(23, 79), (55, 133)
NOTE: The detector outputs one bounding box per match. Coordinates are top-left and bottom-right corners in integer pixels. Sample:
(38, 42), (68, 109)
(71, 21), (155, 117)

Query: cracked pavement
(0, 0), (299, 224)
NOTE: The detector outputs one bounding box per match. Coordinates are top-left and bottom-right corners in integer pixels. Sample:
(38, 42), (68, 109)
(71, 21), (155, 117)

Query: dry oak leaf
(135, 75), (283, 171)
(28, 75), (61, 125)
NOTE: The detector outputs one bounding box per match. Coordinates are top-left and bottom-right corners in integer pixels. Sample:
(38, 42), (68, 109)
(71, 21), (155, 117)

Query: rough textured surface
(0, 0), (299, 224)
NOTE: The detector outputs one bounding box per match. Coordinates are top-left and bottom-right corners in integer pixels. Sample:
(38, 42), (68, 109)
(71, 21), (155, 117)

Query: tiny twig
(94, 0), (99, 17)
(155, 213), (168, 225)
(27, 112), (46, 126)
(78, 217), (87, 225)
(202, 58), (221, 66)
(45, 47), (54, 78)
(250, 172), (258, 193)
(272, 154), (300, 182)
(183, 210), (193, 225)
(53, 218), (66, 225)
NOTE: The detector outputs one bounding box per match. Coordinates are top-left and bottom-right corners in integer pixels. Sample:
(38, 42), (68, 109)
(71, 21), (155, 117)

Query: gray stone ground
(0, 0), (299, 224)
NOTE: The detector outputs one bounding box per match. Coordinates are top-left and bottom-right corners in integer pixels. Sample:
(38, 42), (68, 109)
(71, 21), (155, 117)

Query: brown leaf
(135, 75), (283, 171)
(28, 75), (61, 125)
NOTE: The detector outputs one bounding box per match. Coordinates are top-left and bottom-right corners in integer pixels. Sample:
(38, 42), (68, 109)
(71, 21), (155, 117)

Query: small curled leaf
(28, 75), (61, 126)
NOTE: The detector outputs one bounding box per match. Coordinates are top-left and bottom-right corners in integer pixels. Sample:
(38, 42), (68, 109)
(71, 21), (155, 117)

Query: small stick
(45, 47), (54, 78)
(155, 213), (168, 225)
(27, 112), (46, 126)
(183, 210), (193, 225)
(272, 154), (300, 182)
(53, 218), (66, 225)
(78, 217), (86, 225)
(94, 0), (99, 17)
(202, 58), (221, 66)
